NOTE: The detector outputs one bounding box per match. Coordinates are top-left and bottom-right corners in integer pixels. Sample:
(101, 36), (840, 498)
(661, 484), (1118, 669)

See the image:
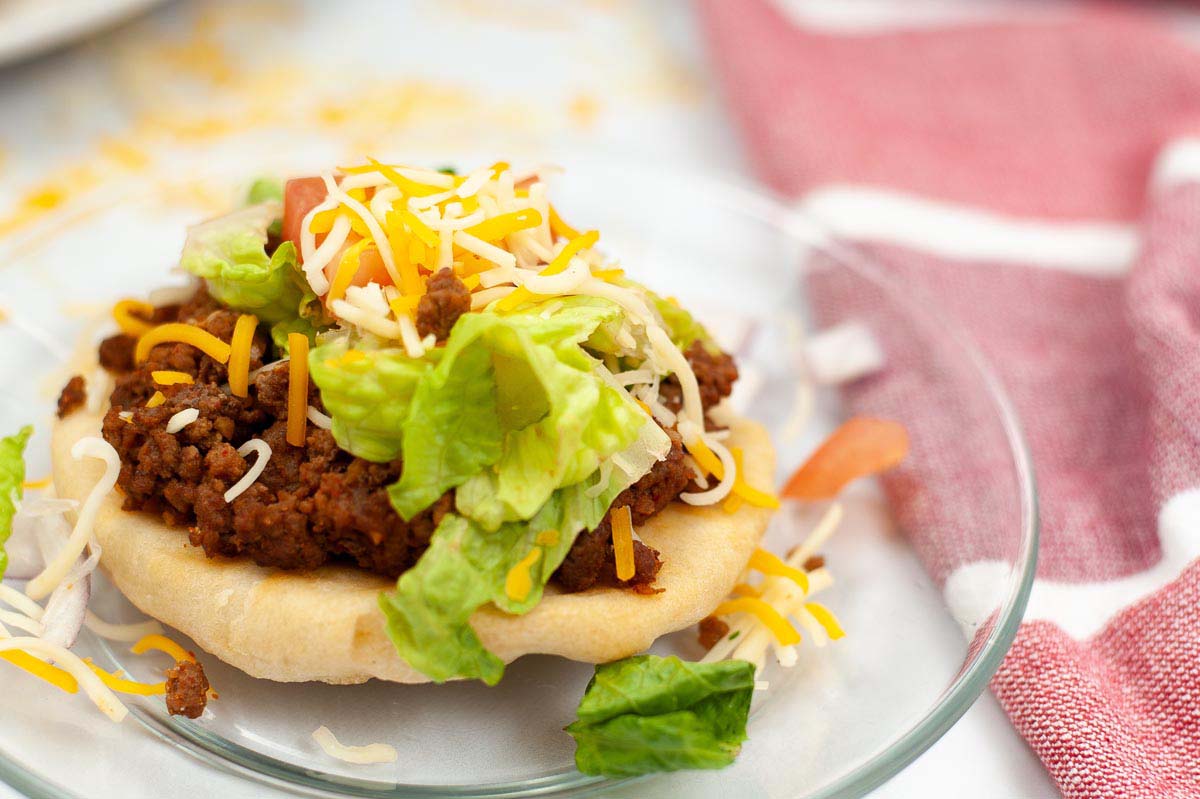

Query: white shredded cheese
(165, 408), (200, 434)
(26, 438), (119, 601)
(306, 406), (332, 430)
(312, 726), (398, 765)
(224, 439), (272, 503)
(83, 611), (163, 642)
(454, 230), (517, 269)
(322, 174), (398, 284)
(0, 584), (44, 619)
(0, 637), (128, 721)
(679, 433), (737, 505)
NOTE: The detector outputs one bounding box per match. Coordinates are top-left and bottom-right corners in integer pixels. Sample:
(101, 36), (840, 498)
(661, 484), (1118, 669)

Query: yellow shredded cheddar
(396, 206), (439, 248)
(145, 391), (166, 408)
(611, 505), (636, 582)
(328, 240), (371, 305)
(505, 547), (542, 602)
(0, 651), (79, 693)
(227, 314), (258, 398)
(488, 160), (510, 178)
(535, 529), (559, 547)
(287, 333), (309, 447)
(548, 204), (580, 240)
(544, 230), (598, 276)
(151, 370), (193, 386)
(461, 274), (481, 291)
(748, 548), (810, 595)
(723, 448), (747, 513)
(804, 602), (846, 640)
(730, 583), (762, 598)
(131, 634), (195, 663)
(713, 598), (801, 646)
(686, 439), (781, 509)
(464, 209), (542, 242)
(352, 158), (447, 198)
(135, 323), (232, 364)
(112, 299), (156, 337)
(22, 476), (51, 490)
(591, 268), (625, 282)
(85, 661), (166, 696)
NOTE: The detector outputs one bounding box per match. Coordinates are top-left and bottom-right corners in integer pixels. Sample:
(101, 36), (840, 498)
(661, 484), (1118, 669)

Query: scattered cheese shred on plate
(312, 726), (398, 765)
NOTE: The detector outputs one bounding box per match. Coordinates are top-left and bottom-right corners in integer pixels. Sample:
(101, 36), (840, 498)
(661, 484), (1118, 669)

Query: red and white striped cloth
(699, 2), (1200, 796)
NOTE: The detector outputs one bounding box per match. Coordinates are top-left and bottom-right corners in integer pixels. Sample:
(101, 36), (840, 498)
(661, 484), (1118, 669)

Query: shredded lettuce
(179, 203), (313, 326)
(0, 426), (32, 580)
(308, 339), (436, 462)
(389, 303), (641, 524)
(566, 655), (755, 777)
(379, 450), (652, 684)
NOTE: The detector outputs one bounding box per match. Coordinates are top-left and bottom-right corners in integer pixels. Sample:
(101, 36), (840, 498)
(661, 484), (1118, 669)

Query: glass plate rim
(0, 161), (1039, 799)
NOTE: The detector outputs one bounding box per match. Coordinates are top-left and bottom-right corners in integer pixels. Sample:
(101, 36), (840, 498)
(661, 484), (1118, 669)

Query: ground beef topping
(659, 341), (740, 414)
(698, 615), (730, 650)
(415, 268), (471, 341)
(56, 375), (86, 418)
(96, 287), (738, 592)
(165, 659), (210, 718)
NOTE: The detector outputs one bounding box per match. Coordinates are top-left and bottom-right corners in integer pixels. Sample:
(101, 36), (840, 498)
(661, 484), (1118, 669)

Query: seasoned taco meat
(659, 341), (739, 413)
(56, 375), (86, 418)
(415, 268), (471, 341)
(165, 659), (210, 718)
(98, 288), (736, 591)
(554, 429), (692, 593)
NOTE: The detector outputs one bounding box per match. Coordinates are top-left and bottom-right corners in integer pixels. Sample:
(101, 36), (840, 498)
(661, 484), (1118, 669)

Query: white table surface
(0, 1), (1057, 796)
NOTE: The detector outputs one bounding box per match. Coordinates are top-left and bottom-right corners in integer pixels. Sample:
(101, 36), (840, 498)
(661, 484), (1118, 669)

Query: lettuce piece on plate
(0, 426), (32, 580)
(566, 655), (755, 777)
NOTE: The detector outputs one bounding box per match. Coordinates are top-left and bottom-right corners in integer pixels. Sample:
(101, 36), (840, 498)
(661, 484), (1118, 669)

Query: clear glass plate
(0, 160), (1037, 799)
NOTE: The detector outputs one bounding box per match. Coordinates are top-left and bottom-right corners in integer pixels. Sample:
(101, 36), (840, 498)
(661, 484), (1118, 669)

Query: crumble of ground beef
(165, 659), (210, 718)
(415, 268), (471, 341)
(56, 375), (86, 418)
(659, 340), (740, 414)
(697, 615), (730, 650)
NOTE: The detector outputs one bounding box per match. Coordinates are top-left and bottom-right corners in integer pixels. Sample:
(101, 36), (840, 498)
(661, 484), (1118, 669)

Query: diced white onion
(26, 438), (119, 601)
(224, 439), (272, 503)
(165, 408), (200, 434)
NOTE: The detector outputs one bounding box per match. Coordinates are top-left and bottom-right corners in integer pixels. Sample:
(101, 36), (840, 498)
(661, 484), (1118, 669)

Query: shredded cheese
(504, 547), (542, 603)
(748, 548), (810, 595)
(0, 650), (79, 693)
(145, 391), (166, 408)
(611, 505), (636, 582)
(286, 333), (310, 447)
(712, 598), (801, 646)
(151, 370), (193, 386)
(131, 634), (195, 663)
(804, 602), (846, 640)
(135, 323), (231, 364)
(84, 612), (162, 642)
(112, 299), (155, 336)
(0, 638), (127, 721)
(548, 204), (579, 240)
(306, 406), (332, 430)
(731, 583), (762, 598)
(312, 725), (398, 765)
(26, 437), (119, 601)
(223, 439), (272, 503)
(86, 661), (166, 696)
(227, 314), (258, 397)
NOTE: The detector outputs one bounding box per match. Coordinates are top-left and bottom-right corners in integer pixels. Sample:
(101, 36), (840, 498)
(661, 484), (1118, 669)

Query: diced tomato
(282, 177), (328, 252)
(321, 236), (395, 305)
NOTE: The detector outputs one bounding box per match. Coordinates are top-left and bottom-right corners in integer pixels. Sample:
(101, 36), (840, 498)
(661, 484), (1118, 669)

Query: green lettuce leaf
(388, 302), (642, 523)
(0, 426), (32, 580)
(566, 655), (755, 777)
(308, 339), (436, 462)
(379, 461), (642, 685)
(646, 288), (713, 352)
(245, 177), (283, 205)
(179, 203), (310, 326)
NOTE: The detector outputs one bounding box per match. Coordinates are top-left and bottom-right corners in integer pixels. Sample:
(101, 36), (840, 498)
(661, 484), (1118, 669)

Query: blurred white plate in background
(0, 0), (165, 67)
